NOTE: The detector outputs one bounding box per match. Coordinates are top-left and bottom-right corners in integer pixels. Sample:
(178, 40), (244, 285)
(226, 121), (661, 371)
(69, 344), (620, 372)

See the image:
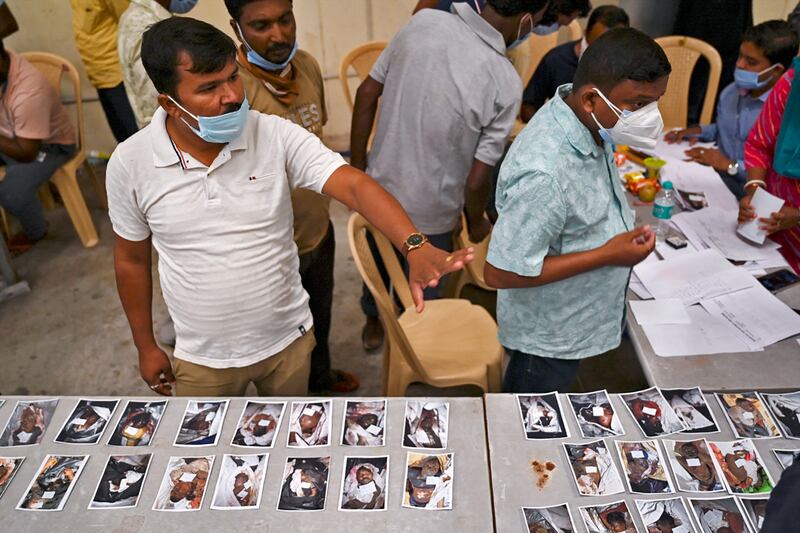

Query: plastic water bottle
(652, 181), (675, 243)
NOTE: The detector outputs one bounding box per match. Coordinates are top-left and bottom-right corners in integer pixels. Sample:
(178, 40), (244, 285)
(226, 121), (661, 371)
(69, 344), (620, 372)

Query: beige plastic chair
(339, 40), (388, 111)
(348, 213), (503, 396)
(18, 51), (101, 248)
(655, 36), (722, 129)
(453, 212), (495, 297)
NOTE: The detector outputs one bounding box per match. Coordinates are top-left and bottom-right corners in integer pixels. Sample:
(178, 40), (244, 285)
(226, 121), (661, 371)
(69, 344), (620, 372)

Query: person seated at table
(484, 27), (666, 393)
(520, 5), (630, 122)
(665, 21), (799, 199)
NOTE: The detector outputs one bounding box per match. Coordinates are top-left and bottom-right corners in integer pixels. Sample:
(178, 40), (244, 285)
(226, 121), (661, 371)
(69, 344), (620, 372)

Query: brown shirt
(240, 49), (331, 255)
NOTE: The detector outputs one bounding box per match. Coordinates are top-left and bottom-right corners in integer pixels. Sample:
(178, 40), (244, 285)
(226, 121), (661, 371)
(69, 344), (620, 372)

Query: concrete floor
(0, 167), (648, 398)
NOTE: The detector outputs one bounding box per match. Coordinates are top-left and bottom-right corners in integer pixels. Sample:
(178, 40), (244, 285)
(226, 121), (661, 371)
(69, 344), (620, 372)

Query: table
(0, 396), (493, 533)
(485, 393), (794, 533)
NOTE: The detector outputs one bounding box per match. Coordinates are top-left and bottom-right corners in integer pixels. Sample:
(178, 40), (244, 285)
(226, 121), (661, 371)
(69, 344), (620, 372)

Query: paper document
(737, 188), (785, 244)
(630, 299), (692, 325)
(642, 306), (754, 356)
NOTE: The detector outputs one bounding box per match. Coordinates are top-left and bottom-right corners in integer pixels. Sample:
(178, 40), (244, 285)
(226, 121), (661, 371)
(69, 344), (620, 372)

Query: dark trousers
(360, 229), (454, 318)
(502, 347), (581, 393)
(97, 82), (139, 143)
(299, 222), (335, 391)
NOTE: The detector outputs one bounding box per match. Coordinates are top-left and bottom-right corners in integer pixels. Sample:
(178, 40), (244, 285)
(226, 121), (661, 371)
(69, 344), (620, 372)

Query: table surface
(485, 392), (794, 533)
(0, 396), (494, 533)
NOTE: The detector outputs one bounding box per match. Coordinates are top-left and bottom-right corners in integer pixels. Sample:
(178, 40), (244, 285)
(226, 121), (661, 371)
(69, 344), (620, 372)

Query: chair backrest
(21, 52), (85, 158)
(655, 36), (722, 129)
(339, 40), (388, 111)
(347, 213), (433, 381)
(455, 213), (494, 292)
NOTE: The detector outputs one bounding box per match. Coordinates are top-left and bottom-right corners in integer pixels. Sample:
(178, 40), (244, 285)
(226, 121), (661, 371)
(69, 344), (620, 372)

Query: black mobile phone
(758, 269), (800, 292)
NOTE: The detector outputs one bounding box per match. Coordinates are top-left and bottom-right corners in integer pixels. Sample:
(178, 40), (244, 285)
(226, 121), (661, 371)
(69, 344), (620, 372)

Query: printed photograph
(709, 439), (774, 495)
(716, 392), (781, 439)
(210, 454), (268, 510)
(174, 400), (228, 446)
(635, 497), (694, 533)
(88, 454), (152, 509)
(563, 439), (624, 496)
(231, 401), (285, 448)
(402, 452), (453, 510)
(338, 456), (388, 511)
(620, 387), (687, 437)
(277, 456), (330, 511)
(55, 399), (119, 445)
(0, 457), (24, 500)
(403, 401), (449, 450)
(521, 503), (575, 533)
(287, 401), (331, 448)
(0, 399), (58, 446)
(761, 391), (800, 439)
(17, 455), (88, 511)
(108, 400), (167, 447)
(566, 391), (625, 438)
(662, 387), (720, 434)
(664, 438), (725, 492)
(578, 500), (637, 533)
(152, 456), (213, 511)
(615, 440), (675, 494)
(772, 448), (800, 470)
(688, 497), (754, 533)
(739, 496), (769, 532)
(516, 393), (569, 440)
(341, 400), (386, 447)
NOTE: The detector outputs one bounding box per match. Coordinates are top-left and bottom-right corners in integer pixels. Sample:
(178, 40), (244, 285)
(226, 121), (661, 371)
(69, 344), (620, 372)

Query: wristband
(744, 180), (766, 190)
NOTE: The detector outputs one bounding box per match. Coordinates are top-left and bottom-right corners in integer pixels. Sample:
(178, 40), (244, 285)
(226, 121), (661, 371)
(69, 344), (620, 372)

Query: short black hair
(141, 17), (237, 97)
(585, 5), (629, 34)
(742, 20), (800, 69)
(485, 0), (549, 17)
(539, 0), (592, 25)
(224, 0), (293, 21)
(573, 27), (672, 92)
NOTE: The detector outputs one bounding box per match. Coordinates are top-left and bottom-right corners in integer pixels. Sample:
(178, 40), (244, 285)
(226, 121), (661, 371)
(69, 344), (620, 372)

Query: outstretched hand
(407, 244), (475, 312)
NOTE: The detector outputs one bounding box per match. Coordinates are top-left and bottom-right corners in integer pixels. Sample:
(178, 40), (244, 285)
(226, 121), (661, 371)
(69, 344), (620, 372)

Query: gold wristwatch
(403, 232), (428, 254)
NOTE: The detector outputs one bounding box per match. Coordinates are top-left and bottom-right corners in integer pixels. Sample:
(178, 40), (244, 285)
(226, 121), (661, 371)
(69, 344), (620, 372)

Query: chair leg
(51, 167), (99, 248)
(83, 160), (107, 209)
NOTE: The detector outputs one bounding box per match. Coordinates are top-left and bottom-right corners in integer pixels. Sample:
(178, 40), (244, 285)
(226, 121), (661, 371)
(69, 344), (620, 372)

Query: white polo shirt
(107, 107), (346, 368)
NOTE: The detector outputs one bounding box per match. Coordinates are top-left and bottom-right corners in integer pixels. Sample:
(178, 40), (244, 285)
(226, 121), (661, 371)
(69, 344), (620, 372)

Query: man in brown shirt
(226, 0), (358, 393)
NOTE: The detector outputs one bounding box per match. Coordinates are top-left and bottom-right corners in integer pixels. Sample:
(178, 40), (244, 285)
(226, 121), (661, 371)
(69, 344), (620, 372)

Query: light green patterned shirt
(487, 84), (635, 360)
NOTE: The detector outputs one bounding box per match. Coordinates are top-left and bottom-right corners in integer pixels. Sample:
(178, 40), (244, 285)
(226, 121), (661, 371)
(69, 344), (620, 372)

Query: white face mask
(589, 88), (664, 149)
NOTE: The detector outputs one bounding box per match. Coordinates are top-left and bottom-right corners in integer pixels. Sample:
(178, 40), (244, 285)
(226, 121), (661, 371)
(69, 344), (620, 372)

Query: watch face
(407, 234), (425, 247)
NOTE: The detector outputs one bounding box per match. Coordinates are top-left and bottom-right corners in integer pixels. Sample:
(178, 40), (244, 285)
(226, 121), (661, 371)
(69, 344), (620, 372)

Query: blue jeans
(502, 347), (581, 393)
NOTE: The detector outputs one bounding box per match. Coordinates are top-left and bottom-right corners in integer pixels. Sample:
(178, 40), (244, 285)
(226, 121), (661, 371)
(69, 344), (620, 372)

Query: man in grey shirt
(351, 0), (547, 349)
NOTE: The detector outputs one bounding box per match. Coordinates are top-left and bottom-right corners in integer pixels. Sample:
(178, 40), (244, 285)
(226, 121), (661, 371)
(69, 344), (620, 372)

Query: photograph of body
(55, 399), (118, 445)
(662, 387), (719, 434)
(107, 400), (167, 447)
(709, 439), (774, 495)
(772, 448), (800, 470)
(17, 455), (88, 511)
(403, 401), (449, 450)
(665, 439), (724, 492)
(635, 497), (694, 533)
(567, 391), (625, 438)
(521, 503), (575, 533)
(210, 454), (267, 510)
(277, 456), (330, 511)
(88, 454), (152, 509)
(174, 400), (228, 446)
(739, 496), (769, 532)
(0, 457), (24, 500)
(615, 440), (675, 494)
(517, 393), (569, 440)
(287, 401), (331, 447)
(0, 399), (58, 446)
(621, 387), (686, 437)
(339, 456), (388, 511)
(403, 452), (453, 510)
(579, 500), (637, 533)
(563, 440), (624, 496)
(341, 400), (386, 447)
(152, 456), (213, 511)
(716, 393), (780, 439)
(689, 497), (753, 533)
(231, 401), (285, 448)
(761, 391), (800, 439)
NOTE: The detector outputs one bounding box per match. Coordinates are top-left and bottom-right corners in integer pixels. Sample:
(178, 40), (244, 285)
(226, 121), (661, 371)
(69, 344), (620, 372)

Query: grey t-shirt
(367, 3), (521, 234)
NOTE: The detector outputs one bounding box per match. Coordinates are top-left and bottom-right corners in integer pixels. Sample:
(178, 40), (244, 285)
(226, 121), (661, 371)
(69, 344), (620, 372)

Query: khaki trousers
(174, 330), (315, 397)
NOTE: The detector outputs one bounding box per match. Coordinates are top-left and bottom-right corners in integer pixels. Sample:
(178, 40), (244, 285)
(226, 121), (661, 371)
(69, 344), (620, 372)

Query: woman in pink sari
(739, 67), (800, 273)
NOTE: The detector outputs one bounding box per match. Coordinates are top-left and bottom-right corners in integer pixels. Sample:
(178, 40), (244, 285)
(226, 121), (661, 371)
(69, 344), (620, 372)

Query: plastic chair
(655, 36), (722, 129)
(453, 212), (495, 297)
(339, 40), (388, 111)
(348, 213), (503, 396)
(20, 51), (101, 248)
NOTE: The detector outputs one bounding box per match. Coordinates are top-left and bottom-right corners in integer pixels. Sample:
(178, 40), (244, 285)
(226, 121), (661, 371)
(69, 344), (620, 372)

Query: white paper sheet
(737, 188), (785, 244)
(642, 306), (754, 357)
(630, 299), (692, 325)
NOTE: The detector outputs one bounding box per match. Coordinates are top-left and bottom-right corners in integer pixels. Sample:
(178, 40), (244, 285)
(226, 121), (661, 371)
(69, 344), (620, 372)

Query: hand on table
(759, 205), (800, 235)
(407, 244), (474, 312)
(139, 345), (176, 396)
(603, 226), (656, 267)
(664, 127), (701, 145)
(683, 146), (731, 171)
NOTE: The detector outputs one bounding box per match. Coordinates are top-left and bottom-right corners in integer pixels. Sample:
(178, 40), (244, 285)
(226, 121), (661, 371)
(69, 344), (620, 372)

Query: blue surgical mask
(532, 21), (560, 36)
(169, 96), (250, 144)
(236, 22), (298, 71)
(508, 13), (533, 50)
(169, 0), (198, 14)
(734, 64), (779, 91)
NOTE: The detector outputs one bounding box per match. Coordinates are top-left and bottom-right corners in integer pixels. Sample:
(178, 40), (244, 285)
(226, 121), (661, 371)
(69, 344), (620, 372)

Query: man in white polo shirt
(108, 17), (472, 397)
